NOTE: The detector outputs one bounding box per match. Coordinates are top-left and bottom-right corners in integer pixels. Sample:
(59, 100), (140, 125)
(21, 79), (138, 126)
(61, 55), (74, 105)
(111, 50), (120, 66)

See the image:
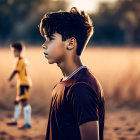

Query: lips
(44, 52), (48, 55)
(44, 52), (49, 59)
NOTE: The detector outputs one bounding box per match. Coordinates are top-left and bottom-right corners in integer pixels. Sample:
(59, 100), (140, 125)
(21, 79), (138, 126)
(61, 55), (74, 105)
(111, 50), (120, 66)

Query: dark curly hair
(39, 7), (94, 56)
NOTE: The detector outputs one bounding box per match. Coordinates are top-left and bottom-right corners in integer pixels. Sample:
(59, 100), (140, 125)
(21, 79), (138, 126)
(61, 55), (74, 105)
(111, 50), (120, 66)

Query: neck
(16, 56), (22, 59)
(57, 55), (83, 78)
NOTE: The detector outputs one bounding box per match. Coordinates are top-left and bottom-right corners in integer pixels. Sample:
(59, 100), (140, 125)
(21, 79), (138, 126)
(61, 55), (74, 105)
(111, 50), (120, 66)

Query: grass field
(0, 46), (140, 139)
(0, 46), (140, 112)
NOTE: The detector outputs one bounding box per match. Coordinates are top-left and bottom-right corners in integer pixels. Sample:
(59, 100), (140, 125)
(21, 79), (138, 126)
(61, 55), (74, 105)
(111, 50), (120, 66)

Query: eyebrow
(45, 34), (56, 39)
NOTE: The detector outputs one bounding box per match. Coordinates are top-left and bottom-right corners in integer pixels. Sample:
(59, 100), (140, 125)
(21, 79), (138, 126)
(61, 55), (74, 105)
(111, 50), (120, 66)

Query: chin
(48, 61), (55, 64)
(47, 59), (56, 64)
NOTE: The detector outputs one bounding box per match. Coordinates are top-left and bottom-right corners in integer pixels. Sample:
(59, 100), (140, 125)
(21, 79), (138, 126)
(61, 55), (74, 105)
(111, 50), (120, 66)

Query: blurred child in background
(7, 42), (32, 129)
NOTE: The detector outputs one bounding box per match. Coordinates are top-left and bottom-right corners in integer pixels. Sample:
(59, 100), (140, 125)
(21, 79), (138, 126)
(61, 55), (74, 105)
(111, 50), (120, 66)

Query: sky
(66, 0), (118, 13)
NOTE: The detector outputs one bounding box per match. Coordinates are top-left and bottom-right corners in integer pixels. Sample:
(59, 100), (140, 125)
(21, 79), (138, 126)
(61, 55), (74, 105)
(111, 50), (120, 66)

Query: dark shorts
(16, 85), (30, 102)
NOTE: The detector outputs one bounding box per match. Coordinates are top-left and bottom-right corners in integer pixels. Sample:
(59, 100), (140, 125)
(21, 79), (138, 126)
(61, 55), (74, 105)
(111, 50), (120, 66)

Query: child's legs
(18, 85), (31, 125)
(21, 99), (32, 126)
(14, 101), (21, 122)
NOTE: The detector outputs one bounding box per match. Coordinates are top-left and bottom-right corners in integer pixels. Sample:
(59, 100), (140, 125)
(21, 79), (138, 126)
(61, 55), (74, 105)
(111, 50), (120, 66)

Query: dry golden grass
(0, 46), (140, 114)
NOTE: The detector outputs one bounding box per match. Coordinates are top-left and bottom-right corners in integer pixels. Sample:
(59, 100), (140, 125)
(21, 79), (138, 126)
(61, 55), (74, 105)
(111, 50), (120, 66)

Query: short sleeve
(70, 83), (98, 125)
(15, 59), (23, 72)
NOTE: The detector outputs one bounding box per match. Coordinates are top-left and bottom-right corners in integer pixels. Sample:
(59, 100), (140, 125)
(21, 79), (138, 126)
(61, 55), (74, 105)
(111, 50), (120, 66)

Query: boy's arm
(80, 121), (99, 140)
(8, 70), (18, 81)
(70, 83), (100, 140)
(9, 58), (22, 82)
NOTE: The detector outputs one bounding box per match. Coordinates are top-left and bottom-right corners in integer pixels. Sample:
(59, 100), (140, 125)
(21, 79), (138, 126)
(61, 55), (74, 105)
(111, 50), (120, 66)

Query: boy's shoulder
(72, 68), (103, 94)
(58, 68), (103, 97)
(53, 68), (103, 97)
(52, 68), (104, 107)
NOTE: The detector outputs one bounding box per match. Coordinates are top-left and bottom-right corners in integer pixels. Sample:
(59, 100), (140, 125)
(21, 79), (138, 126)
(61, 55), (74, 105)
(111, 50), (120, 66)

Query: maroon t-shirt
(46, 68), (105, 140)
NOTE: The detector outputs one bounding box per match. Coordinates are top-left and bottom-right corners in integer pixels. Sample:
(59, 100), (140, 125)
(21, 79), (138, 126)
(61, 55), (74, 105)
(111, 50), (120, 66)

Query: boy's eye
(49, 37), (54, 41)
(44, 35), (55, 41)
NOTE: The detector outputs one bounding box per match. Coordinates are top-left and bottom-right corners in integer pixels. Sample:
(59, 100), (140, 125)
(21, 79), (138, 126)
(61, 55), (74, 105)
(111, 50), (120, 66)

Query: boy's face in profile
(42, 33), (67, 64)
(11, 48), (21, 58)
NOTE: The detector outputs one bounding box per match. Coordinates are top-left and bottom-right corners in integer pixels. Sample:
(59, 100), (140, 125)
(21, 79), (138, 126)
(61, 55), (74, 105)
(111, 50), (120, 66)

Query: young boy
(7, 42), (32, 129)
(39, 7), (105, 140)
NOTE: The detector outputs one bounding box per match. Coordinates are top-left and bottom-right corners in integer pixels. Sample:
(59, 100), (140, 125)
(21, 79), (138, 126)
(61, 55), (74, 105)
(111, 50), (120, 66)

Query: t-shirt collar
(62, 65), (87, 81)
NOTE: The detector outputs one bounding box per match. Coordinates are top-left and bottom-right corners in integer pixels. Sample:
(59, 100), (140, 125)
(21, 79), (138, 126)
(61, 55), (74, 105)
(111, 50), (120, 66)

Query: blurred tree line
(0, 0), (140, 46)
(0, 0), (68, 46)
(90, 0), (140, 46)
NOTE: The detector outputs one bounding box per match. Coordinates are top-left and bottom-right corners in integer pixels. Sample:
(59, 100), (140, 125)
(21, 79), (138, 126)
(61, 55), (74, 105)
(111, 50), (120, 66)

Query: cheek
(49, 42), (65, 57)
(14, 52), (17, 56)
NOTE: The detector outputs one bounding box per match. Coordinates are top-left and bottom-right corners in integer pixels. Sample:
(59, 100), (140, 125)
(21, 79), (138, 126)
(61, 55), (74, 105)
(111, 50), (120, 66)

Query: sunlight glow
(67, 0), (117, 13)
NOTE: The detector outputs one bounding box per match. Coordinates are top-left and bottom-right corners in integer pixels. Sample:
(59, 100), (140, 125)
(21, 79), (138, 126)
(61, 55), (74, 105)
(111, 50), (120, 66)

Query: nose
(42, 43), (47, 49)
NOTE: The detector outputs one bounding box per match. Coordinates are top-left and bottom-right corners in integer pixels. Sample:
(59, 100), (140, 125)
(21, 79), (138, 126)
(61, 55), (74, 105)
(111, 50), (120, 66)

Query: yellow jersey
(14, 57), (32, 87)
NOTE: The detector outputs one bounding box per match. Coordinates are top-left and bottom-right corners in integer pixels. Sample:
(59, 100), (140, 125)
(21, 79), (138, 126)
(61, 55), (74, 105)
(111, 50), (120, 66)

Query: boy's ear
(66, 37), (77, 50)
